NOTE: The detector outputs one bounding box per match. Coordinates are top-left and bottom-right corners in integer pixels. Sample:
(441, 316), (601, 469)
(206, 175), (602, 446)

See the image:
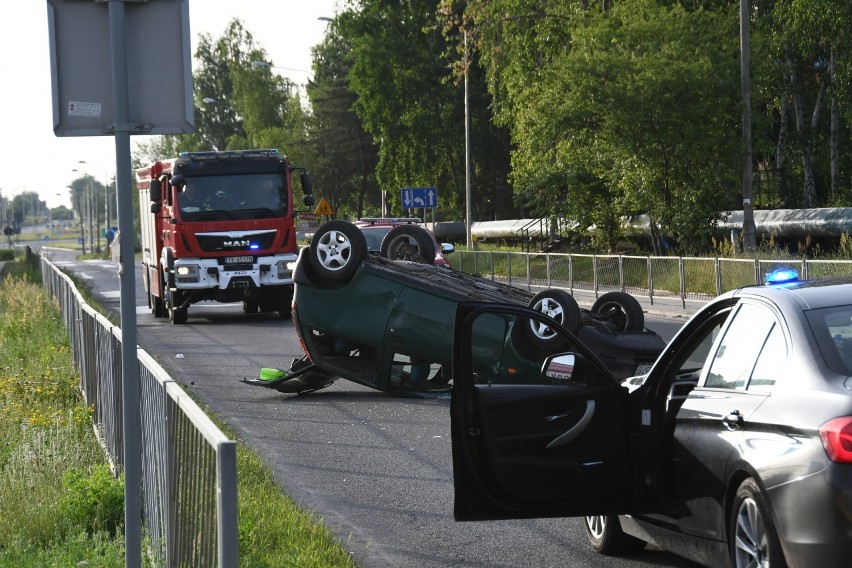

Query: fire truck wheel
(151, 291), (165, 318)
(170, 306), (187, 325)
(591, 291), (644, 332)
(276, 287), (294, 319)
(522, 289), (582, 351)
(168, 290), (188, 324)
(310, 220), (367, 282)
(380, 225), (436, 264)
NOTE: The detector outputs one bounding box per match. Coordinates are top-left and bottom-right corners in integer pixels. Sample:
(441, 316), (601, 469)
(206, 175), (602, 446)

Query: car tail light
(819, 417), (852, 463)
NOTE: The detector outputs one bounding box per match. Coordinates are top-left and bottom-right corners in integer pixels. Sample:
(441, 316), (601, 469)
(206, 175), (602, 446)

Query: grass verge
(0, 258), (357, 567)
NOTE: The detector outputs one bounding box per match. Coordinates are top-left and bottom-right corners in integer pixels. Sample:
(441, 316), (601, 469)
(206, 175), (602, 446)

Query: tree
(337, 0), (515, 222)
(9, 191), (46, 226)
(754, 0), (852, 208)
(459, 0), (741, 253)
(306, 21), (380, 219)
(135, 19), (305, 162)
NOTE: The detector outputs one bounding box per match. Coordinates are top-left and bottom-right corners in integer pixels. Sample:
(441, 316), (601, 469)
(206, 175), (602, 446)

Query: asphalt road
(39, 245), (700, 568)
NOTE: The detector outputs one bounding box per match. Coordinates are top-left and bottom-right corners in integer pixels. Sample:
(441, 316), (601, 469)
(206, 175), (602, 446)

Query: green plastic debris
(259, 368), (287, 381)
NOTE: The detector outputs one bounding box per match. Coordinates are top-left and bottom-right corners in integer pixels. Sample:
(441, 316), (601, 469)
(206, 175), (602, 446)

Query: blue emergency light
(764, 268), (800, 285)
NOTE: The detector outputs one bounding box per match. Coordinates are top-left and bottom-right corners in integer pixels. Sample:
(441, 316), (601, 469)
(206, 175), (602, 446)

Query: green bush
(59, 465), (125, 536)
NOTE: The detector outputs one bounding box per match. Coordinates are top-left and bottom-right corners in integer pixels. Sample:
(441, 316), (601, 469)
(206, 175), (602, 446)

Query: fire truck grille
(196, 232), (276, 252)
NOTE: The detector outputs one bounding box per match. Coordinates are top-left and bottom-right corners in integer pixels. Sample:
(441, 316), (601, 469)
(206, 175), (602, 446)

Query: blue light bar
(764, 268), (799, 285)
(250, 243), (260, 250)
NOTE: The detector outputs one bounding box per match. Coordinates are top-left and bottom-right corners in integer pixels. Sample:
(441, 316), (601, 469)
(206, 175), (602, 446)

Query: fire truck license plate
(225, 256), (254, 264)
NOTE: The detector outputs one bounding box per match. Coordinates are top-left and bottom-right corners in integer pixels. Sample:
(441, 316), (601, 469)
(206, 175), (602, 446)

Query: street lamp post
(72, 169), (95, 254)
(78, 160), (111, 253)
(464, 29), (473, 250)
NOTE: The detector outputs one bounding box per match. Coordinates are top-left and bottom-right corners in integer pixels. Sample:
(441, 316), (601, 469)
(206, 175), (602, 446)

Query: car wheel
(524, 290), (582, 351)
(310, 220), (367, 281)
(591, 291), (644, 332)
(730, 478), (787, 568)
(584, 515), (646, 555)
(380, 225), (436, 264)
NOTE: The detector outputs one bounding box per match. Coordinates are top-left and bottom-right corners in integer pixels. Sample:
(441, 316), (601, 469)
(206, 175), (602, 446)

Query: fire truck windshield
(178, 173), (286, 220)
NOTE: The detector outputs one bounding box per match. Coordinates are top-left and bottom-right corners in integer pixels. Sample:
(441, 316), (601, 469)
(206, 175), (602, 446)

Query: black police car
(450, 268), (852, 568)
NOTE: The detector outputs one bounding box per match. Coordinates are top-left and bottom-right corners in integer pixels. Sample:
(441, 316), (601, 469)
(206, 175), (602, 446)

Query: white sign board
(46, 0), (194, 137)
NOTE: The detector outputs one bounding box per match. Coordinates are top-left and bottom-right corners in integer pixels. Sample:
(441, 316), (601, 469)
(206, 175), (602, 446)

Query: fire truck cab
(137, 149), (314, 324)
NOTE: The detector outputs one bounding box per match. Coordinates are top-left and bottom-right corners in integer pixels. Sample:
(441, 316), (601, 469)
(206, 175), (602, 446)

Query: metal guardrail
(40, 257), (238, 568)
(455, 250), (852, 307)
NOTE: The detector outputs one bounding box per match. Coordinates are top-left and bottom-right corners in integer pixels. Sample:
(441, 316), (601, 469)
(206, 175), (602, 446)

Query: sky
(0, 0), (341, 210)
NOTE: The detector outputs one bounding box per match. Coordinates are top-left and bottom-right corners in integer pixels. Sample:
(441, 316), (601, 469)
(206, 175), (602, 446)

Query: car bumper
(768, 462), (852, 567)
(173, 254), (297, 290)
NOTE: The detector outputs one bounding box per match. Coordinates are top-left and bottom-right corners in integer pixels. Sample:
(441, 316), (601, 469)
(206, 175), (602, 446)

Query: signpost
(401, 186), (438, 225)
(46, 2), (194, 566)
(401, 186), (437, 209)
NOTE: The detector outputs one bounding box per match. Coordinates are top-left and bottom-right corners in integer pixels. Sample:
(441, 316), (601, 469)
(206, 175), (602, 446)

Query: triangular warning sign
(314, 197), (334, 216)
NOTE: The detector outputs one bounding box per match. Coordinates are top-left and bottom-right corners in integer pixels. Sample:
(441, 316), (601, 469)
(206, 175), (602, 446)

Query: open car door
(451, 302), (637, 521)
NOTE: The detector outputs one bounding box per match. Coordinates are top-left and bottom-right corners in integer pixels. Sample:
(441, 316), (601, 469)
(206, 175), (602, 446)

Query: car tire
(380, 225), (437, 264)
(730, 478), (787, 568)
(310, 220), (367, 281)
(591, 291), (644, 332)
(585, 515), (646, 555)
(523, 289), (582, 351)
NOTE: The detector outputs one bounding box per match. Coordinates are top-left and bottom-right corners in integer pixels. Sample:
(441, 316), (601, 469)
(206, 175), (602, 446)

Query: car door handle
(722, 410), (744, 429)
(546, 400), (596, 449)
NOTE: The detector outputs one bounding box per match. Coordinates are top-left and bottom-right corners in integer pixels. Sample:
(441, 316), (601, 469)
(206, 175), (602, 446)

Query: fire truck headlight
(277, 260), (296, 279)
(175, 264), (200, 283)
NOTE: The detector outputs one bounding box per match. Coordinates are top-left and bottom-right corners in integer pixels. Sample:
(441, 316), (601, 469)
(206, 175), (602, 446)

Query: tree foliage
(337, 0), (515, 221)
(135, 19), (307, 164)
(306, 22), (380, 219)
(132, 2), (852, 253)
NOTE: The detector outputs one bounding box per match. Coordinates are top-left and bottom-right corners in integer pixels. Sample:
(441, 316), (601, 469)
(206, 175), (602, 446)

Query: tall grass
(0, 267), (128, 566)
(1, 259), (358, 567)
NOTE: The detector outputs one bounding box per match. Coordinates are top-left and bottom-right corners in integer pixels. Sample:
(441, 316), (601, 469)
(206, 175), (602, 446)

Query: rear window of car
(806, 306), (852, 375)
(360, 226), (390, 250)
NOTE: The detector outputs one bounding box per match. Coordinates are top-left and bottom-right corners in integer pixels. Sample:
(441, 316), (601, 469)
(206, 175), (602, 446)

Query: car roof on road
(732, 276), (852, 311)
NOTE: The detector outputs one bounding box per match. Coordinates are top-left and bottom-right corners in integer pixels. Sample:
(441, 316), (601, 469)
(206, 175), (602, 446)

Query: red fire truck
(136, 149), (315, 324)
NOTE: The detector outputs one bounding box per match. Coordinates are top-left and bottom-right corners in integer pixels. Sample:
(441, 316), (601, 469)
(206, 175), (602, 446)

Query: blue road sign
(401, 187), (438, 209)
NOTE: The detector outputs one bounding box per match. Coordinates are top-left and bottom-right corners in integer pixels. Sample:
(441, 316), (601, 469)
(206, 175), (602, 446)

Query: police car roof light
(764, 268), (800, 285)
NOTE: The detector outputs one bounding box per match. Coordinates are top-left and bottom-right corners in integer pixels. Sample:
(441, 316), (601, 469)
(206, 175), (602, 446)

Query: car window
(678, 318), (725, 375)
(806, 306), (852, 375)
(360, 227), (389, 250)
(747, 323), (786, 392)
(704, 303), (777, 390)
(463, 310), (615, 388)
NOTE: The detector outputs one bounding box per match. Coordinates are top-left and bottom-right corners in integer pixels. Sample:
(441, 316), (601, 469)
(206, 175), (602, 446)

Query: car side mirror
(441, 243), (455, 255)
(542, 353), (584, 383)
(150, 203), (161, 214)
(304, 195), (315, 207)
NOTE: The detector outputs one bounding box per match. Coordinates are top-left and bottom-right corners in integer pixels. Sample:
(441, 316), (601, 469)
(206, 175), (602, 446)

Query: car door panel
(452, 303), (635, 521)
(673, 301), (782, 540)
(673, 390), (768, 539)
(470, 384), (631, 503)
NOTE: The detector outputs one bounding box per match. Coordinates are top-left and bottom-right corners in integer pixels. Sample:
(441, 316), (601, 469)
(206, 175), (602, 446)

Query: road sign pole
(108, 3), (142, 567)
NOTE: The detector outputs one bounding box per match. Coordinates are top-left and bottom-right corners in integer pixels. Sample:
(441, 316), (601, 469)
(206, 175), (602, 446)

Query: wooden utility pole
(740, 0), (756, 252)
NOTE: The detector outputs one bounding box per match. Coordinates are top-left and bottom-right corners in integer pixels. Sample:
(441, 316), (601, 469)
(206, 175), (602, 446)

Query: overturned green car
(246, 220), (666, 397)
